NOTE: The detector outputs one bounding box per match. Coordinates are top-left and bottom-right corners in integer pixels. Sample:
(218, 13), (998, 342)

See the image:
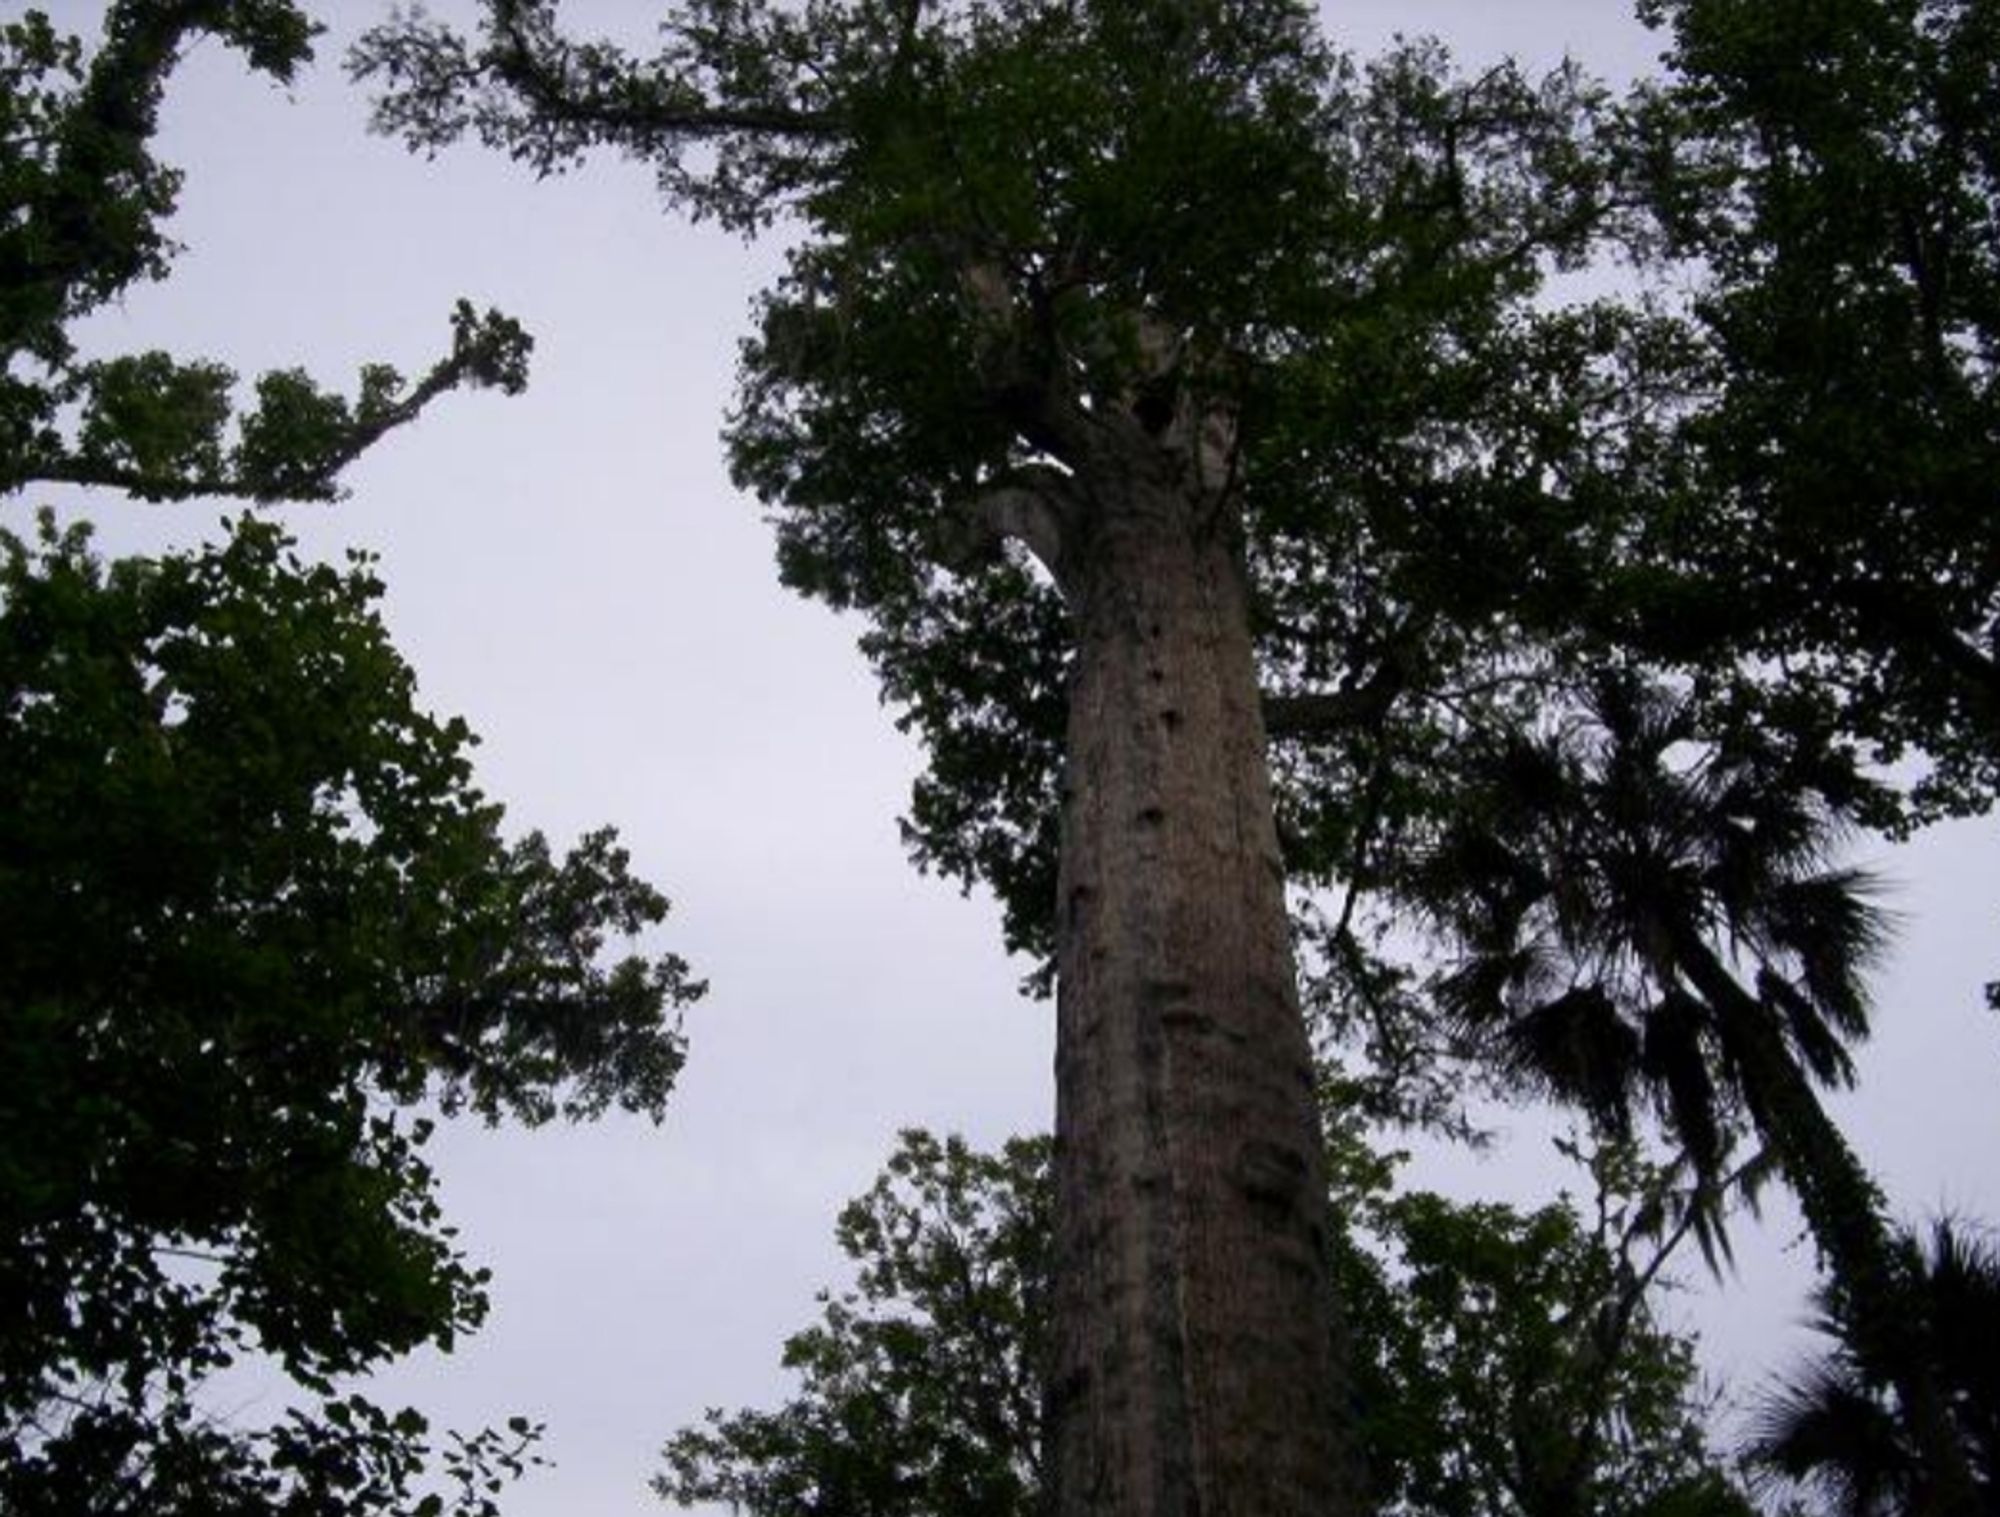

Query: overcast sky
(20, 1), (2000, 1512)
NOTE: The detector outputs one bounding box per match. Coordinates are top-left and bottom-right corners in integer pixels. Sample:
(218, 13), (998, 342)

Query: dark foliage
(0, 513), (698, 1515)
(352, 0), (1666, 987)
(2, 5), (696, 1510)
(1746, 1219), (2000, 1517)
(0, 4), (529, 505)
(1624, 0), (2000, 826)
(656, 1127), (1752, 1517)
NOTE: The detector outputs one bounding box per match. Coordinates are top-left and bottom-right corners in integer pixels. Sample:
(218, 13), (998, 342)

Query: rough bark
(1042, 437), (1356, 1517)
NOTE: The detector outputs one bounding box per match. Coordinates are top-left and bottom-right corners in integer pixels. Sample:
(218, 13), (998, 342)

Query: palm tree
(1406, 674), (1980, 1515)
(1747, 1218), (2000, 1516)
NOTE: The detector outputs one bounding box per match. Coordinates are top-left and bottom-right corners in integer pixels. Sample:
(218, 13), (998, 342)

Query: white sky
(15, 2), (1998, 1512)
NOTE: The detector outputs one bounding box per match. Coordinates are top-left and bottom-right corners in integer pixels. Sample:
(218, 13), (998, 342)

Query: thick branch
(1261, 662), (1409, 742)
(18, 458), (248, 504)
(1843, 578), (2000, 738)
(352, 0), (842, 218)
(939, 464), (1081, 594)
(309, 303), (532, 487)
(1261, 612), (1438, 742)
(1261, 689), (1381, 742)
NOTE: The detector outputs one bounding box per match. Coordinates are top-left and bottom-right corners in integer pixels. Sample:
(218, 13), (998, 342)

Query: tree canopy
(657, 1126), (1754, 1517)
(353, 0), (1660, 967)
(1, 4), (699, 1511)
(353, 0), (2000, 971)
(1619, 0), (2000, 827)
(0, 509), (698, 1515)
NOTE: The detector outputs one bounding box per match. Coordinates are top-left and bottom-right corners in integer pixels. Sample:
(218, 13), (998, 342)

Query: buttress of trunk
(1043, 462), (1359, 1517)
(1682, 942), (1984, 1517)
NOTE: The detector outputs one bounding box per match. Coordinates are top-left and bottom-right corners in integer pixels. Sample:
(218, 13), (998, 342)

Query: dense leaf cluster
(1623, 0), (2000, 825)
(657, 1132), (1049, 1516)
(0, 514), (697, 1513)
(2, 5), (700, 1511)
(657, 1127), (1751, 1517)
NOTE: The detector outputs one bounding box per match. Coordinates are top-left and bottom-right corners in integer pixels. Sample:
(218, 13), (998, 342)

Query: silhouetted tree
(656, 1127), (1753, 1517)
(2, 6), (693, 1511)
(1409, 676), (1978, 1513)
(1747, 1219), (2000, 1517)
(354, 5), (1663, 1505)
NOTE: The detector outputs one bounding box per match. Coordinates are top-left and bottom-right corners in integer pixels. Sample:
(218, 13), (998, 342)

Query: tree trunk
(1042, 452), (1356, 1517)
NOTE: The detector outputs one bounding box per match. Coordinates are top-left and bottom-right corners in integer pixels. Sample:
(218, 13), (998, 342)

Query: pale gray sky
(18, 2), (1997, 1512)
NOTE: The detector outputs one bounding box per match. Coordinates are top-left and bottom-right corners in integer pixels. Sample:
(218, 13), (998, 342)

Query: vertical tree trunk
(1043, 458), (1356, 1517)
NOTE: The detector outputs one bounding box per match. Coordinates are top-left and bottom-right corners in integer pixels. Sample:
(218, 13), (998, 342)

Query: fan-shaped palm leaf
(1411, 673), (1884, 1198)
(1746, 1220), (2000, 1516)
(1750, 1355), (1908, 1517)
(1406, 674), (1983, 1511)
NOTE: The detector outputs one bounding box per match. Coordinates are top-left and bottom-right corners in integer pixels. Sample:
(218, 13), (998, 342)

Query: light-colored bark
(1041, 441), (1357, 1517)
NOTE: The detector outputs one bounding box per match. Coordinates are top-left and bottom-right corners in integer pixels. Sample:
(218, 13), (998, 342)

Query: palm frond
(1495, 984), (1641, 1132)
(1638, 987), (1727, 1184)
(1745, 1356), (1910, 1517)
(1760, 870), (1890, 1039)
(1434, 942), (1562, 1040)
(1756, 968), (1858, 1092)
(1919, 1219), (2000, 1480)
(1746, 1216), (2000, 1515)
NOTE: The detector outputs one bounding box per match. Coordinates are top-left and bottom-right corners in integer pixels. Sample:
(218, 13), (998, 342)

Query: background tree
(656, 1131), (1050, 1517)
(0, 512), (699, 1514)
(1405, 675), (1979, 1513)
(1745, 1218), (2000, 1517)
(2, 4), (698, 1510)
(1615, 0), (2000, 826)
(656, 1126), (1752, 1517)
(1356, 1141), (1754, 1517)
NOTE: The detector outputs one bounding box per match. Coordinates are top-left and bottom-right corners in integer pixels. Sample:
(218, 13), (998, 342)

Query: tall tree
(1406, 675), (1980, 1514)
(354, 4), (1652, 1509)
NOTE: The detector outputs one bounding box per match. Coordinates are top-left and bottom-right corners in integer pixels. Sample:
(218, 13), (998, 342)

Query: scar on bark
(1234, 1139), (1310, 1216)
